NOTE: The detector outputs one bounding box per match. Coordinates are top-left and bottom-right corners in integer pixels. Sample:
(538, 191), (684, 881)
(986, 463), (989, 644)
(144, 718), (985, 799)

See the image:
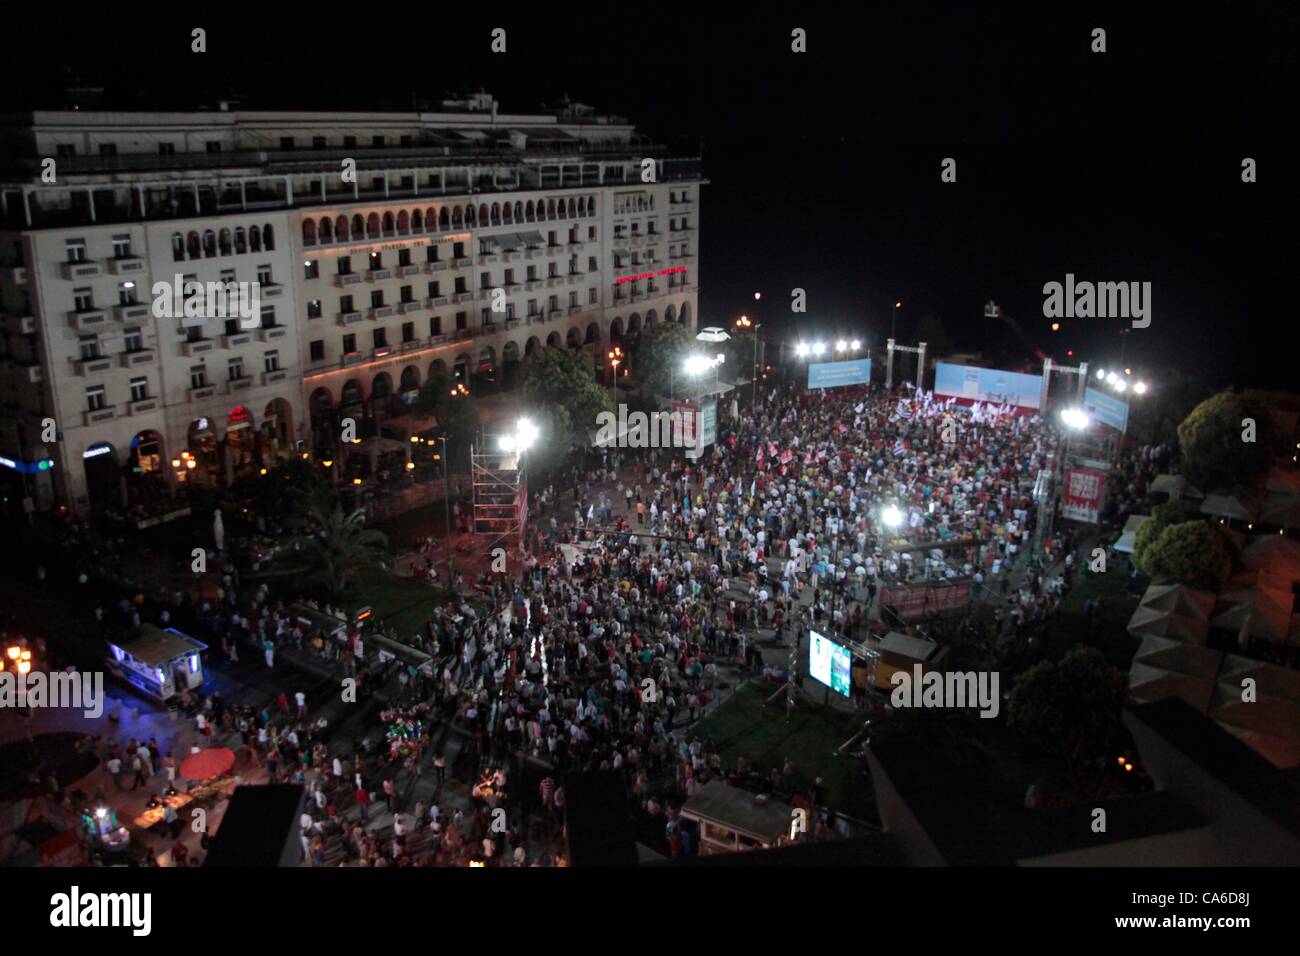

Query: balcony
(566, 275), (580, 285)
(477, 288), (494, 301)
(450, 257), (472, 269)
(113, 303), (151, 322)
(181, 338), (216, 356)
(120, 349), (156, 368)
(568, 304), (582, 313)
(452, 292), (474, 304)
(107, 257), (146, 275)
(524, 248), (542, 260)
(546, 277), (564, 288)
(68, 309), (110, 332)
(399, 300), (425, 314)
(221, 332), (253, 348)
(429, 333), (448, 345)
(227, 376), (254, 394)
(0, 266), (27, 285)
(453, 328), (474, 341)
(60, 260), (103, 280)
(506, 317), (523, 330)
(83, 405), (116, 425)
(74, 356), (113, 376)
(366, 268), (392, 282)
(341, 351), (364, 367)
(188, 385), (217, 401)
(477, 254), (501, 266)
(333, 273), (363, 287)
(262, 369), (289, 386)
(424, 296), (450, 308)
(260, 283), (284, 299)
(525, 279), (543, 291)
(546, 246), (563, 258)
(395, 264), (421, 278)
(127, 397), (160, 415)
(257, 326), (289, 341)
(337, 311), (364, 326)
(423, 261), (449, 273)
(400, 339), (424, 353)
(369, 306), (395, 320)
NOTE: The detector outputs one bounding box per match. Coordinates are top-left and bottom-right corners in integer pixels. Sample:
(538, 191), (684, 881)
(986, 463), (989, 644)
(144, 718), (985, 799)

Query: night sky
(5, 4), (1295, 388)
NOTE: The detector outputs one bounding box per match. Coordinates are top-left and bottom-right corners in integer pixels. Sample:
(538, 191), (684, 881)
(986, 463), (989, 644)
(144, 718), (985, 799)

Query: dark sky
(5, 3), (1296, 389)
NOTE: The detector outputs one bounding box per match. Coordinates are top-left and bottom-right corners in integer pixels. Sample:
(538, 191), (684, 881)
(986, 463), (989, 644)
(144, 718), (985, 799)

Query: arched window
(410, 209), (422, 231)
(263, 224), (275, 250)
(465, 205), (476, 226)
(202, 229), (217, 257)
(381, 212), (394, 235)
(578, 198), (586, 217)
(320, 217), (333, 242)
(426, 207), (437, 231)
(525, 201), (535, 222)
(335, 216), (348, 241)
(502, 203), (513, 224)
(546, 199), (556, 219)
(478, 204), (490, 224)
(249, 225), (262, 253)
(451, 206), (463, 227)
(302, 219), (317, 245)
(171, 233), (185, 262)
(513, 201), (523, 222)
(397, 210), (410, 233)
(352, 214), (365, 238)
(567, 198), (576, 218)
(234, 228), (247, 254)
(491, 202), (501, 225)
(366, 213), (380, 238)
(439, 207), (450, 229)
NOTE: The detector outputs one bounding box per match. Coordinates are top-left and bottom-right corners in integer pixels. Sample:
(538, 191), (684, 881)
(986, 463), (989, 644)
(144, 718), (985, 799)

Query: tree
(1134, 519), (1231, 589)
(632, 321), (694, 398)
(413, 369), (479, 436)
(526, 404), (575, 477)
(292, 504), (389, 599)
(1008, 646), (1127, 764)
(520, 345), (612, 438)
(1131, 498), (1202, 567)
(230, 456), (330, 534)
(1177, 392), (1271, 491)
(718, 328), (759, 384)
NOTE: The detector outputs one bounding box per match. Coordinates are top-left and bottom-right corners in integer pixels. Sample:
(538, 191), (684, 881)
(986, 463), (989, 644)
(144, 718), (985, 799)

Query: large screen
(933, 362), (1044, 410)
(808, 630), (852, 697)
(808, 358), (871, 389)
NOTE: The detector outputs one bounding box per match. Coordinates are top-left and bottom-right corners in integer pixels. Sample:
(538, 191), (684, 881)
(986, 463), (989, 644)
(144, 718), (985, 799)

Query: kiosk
(106, 625), (208, 703)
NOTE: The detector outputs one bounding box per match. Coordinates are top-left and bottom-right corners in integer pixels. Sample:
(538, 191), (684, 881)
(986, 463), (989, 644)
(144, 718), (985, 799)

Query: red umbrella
(180, 747), (236, 780)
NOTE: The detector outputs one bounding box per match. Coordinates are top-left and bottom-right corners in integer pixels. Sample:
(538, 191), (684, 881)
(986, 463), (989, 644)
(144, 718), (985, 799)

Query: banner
(807, 358), (872, 389)
(934, 362), (1043, 410)
(1062, 467), (1107, 523)
(1082, 387), (1129, 432)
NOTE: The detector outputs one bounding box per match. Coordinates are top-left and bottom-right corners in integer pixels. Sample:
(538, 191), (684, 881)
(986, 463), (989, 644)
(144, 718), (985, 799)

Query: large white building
(0, 94), (702, 512)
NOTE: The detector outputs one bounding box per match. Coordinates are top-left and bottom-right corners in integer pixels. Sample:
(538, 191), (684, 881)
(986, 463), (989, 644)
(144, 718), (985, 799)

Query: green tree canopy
(1177, 392), (1271, 491)
(1132, 498), (1203, 566)
(520, 345), (612, 440)
(413, 368), (480, 440)
(632, 321), (695, 398)
(1008, 646), (1128, 764)
(1134, 519), (1231, 589)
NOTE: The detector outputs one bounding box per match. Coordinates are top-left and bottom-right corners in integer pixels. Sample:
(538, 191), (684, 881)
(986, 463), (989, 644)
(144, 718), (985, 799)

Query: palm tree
(293, 504), (390, 599)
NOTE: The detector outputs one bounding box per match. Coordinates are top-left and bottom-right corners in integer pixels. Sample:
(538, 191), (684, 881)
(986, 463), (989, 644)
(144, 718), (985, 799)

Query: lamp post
(736, 315), (762, 407)
(438, 433), (452, 581)
(607, 347), (623, 405)
(891, 300), (902, 341)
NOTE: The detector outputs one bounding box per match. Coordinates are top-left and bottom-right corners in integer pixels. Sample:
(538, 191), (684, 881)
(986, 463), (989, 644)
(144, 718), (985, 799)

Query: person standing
(130, 753), (148, 790)
(107, 754), (124, 791)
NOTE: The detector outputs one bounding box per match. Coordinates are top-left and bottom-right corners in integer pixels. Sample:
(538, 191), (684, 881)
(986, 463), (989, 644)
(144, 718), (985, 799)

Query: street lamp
(836, 340), (849, 353)
(1059, 408), (1091, 429)
(1134, 381), (1148, 395)
(891, 300), (902, 340)
(795, 343), (810, 358)
(812, 342), (826, 357)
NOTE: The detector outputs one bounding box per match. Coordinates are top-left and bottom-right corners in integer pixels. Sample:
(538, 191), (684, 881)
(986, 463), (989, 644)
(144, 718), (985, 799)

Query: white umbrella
(213, 508), (225, 552)
(695, 326), (731, 343)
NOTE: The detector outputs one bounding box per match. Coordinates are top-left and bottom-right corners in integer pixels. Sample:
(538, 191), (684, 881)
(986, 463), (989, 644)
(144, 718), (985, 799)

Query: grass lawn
(690, 682), (877, 823)
(343, 566), (455, 641)
(1046, 562), (1147, 671)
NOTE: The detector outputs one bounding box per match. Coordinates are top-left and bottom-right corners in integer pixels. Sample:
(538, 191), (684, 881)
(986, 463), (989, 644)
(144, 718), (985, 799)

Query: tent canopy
(1150, 473), (1203, 499)
(1114, 513), (1150, 554)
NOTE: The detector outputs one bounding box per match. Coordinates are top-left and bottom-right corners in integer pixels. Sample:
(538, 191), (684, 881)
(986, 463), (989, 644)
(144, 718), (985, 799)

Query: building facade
(0, 95), (702, 512)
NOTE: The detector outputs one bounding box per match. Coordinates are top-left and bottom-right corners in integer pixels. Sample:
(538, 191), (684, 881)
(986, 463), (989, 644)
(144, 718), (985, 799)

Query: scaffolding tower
(469, 439), (527, 553)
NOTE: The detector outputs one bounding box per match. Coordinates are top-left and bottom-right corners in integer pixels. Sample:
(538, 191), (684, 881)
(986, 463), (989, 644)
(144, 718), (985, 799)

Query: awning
(516, 231), (545, 246)
(489, 233), (523, 251)
(1114, 514), (1150, 554)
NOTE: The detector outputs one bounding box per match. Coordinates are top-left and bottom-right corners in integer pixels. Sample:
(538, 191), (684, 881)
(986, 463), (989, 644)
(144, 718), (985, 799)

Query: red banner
(1062, 467), (1106, 524)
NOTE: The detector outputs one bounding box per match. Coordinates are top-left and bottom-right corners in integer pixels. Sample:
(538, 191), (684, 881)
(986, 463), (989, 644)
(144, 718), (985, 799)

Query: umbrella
(1126, 604), (1210, 644)
(179, 747), (236, 781)
(1200, 490), (1259, 522)
(695, 326), (731, 343)
(212, 508), (225, 553)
